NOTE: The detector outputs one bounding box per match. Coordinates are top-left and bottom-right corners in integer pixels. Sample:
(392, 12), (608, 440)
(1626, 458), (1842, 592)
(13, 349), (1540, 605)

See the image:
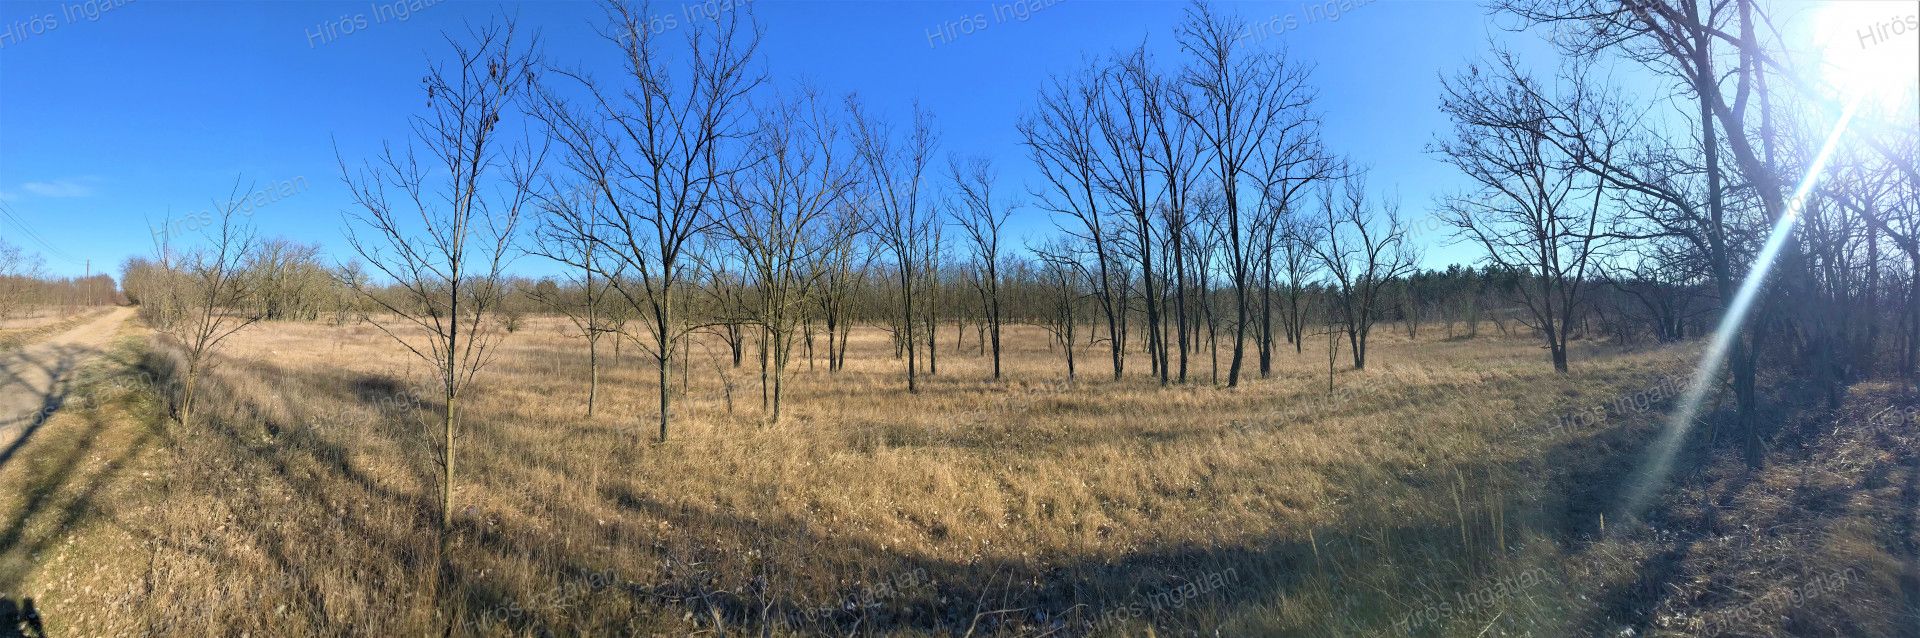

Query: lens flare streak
(1621, 96), (1864, 516)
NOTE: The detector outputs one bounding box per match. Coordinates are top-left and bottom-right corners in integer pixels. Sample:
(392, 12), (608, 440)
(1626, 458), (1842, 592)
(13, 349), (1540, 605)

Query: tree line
(0, 237), (120, 321)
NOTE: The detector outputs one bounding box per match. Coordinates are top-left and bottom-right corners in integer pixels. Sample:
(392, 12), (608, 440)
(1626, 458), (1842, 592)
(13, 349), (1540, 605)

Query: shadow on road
(0, 344), (93, 471)
(0, 597), (45, 637)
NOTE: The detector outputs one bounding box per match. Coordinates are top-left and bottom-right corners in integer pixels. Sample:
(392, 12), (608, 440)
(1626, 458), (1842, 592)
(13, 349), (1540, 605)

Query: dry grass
(0, 307), (112, 350)
(15, 313), (1905, 636)
(1551, 378), (1920, 637)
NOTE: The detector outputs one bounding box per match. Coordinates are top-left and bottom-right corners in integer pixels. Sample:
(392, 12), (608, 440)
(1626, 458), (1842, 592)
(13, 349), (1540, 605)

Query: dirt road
(0, 307), (134, 456)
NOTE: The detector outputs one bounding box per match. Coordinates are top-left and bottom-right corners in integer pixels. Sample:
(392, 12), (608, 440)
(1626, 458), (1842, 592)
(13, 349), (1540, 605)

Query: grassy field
(1, 314), (1910, 636)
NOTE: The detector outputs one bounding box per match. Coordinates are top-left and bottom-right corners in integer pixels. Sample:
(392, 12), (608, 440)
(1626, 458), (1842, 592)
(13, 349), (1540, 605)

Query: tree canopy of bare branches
(338, 21), (542, 531)
(529, 0), (763, 442)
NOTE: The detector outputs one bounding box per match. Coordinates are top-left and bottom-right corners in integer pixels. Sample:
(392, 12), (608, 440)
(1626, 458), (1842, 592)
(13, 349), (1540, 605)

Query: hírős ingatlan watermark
(0, 0), (136, 50)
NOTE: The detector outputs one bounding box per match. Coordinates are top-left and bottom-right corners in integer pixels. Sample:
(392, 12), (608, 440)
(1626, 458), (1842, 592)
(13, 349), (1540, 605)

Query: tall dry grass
(7, 314), (1756, 636)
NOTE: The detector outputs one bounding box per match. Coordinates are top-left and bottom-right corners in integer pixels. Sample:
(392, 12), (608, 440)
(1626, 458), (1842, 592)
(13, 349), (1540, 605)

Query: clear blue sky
(2, 0), (1593, 279)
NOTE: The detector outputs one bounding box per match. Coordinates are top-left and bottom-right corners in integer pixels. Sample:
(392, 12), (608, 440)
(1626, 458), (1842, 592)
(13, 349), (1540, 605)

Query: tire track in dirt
(0, 307), (134, 459)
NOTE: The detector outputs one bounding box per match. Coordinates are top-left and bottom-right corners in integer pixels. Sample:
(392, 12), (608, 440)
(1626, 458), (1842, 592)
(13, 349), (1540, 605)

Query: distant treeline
(115, 235), (1705, 359)
(0, 237), (122, 321)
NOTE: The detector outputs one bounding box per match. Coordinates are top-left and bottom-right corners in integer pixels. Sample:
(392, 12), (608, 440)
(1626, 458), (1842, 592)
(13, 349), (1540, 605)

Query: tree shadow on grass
(0, 344), (156, 595)
(161, 348), (1502, 635)
(127, 337), (1785, 637)
(569, 415), (1707, 637)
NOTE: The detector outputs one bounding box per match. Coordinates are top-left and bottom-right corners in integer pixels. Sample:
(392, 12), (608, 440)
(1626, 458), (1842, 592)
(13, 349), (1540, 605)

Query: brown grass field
(1, 314), (1913, 636)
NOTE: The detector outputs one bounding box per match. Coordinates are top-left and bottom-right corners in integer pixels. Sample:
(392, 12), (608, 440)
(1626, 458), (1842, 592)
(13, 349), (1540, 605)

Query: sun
(1810, 0), (1920, 109)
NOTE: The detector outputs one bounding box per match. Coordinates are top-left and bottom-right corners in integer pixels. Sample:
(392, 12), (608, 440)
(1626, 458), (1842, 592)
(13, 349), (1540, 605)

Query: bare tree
(949, 156), (1011, 380)
(1097, 45), (1169, 384)
(527, 184), (624, 417)
(1023, 69), (1127, 380)
(1434, 54), (1613, 372)
(1139, 58), (1204, 383)
(337, 22), (540, 531)
(850, 98), (938, 393)
(921, 217), (947, 377)
(531, 0), (761, 442)
(699, 257), (754, 368)
(1276, 214), (1321, 353)
(816, 199), (869, 373)
(1493, 0), (1818, 467)
(246, 239), (331, 321)
(717, 88), (856, 422)
(0, 238), (45, 322)
(1189, 189), (1227, 383)
(1308, 174), (1416, 370)
(1031, 237), (1087, 380)
(1250, 84), (1332, 374)
(147, 190), (262, 431)
(1173, 0), (1312, 387)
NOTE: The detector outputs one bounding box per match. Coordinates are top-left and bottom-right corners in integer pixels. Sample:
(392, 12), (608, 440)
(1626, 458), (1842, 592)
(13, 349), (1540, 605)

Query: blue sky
(0, 0), (1630, 279)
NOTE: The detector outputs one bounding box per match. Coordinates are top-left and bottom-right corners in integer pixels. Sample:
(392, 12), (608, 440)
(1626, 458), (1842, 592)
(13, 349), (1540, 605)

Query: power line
(0, 201), (87, 268)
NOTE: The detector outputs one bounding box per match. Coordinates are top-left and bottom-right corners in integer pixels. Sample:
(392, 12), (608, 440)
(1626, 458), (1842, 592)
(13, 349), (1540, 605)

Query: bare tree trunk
(902, 271), (917, 392)
(989, 293), (1002, 379)
(759, 323), (771, 411)
(1063, 297), (1077, 380)
(729, 323), (744, 367)
(826, 312), (840, 372)
(1227, 225), (1249, 386)
(1101, 259), (1122, 380)
(925, 308), (939, 376)
(1543, 277), (1569, 374)
(443, 393), (456, 530)
(838, 320), (852, 373)
(772, 342), (786, 422)
(1198, 282), (1213, 380)
(1258, 259), (1273, 378)
(181, 361), (200, 431)
(1863, 218), (1881, 365)
(1174, 247), (1189, 383)
(974, 308), (985, 357)
(658, 307), (672, 443)
(1325, 322), (1337, 395)
(587, 332), (599, 417)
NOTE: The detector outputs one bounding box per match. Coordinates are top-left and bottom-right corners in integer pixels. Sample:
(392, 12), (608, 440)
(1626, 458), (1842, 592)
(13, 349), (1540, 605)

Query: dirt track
(0, 307), (134, 453)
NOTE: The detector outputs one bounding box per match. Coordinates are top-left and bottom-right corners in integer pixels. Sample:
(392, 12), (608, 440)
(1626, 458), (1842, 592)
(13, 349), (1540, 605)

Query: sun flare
(1811, 0), (1920, 108)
